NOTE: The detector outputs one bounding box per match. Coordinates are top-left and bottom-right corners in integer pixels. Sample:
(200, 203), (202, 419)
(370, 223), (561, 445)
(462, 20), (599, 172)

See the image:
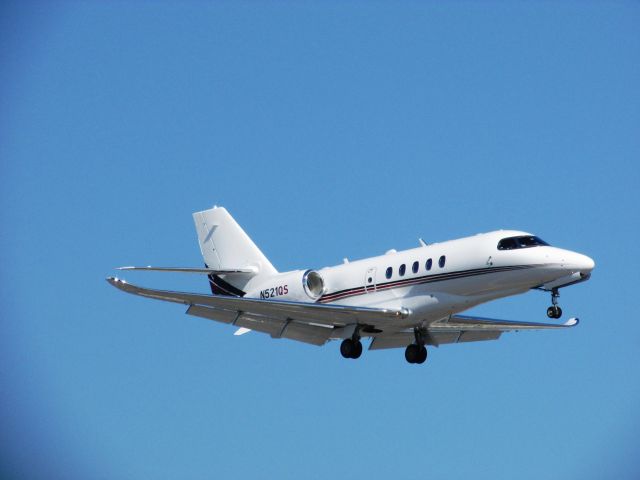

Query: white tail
(193, 206), (277, 295)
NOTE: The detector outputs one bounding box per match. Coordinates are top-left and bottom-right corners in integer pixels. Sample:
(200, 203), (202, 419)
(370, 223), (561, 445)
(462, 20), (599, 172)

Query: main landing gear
(405, 344), (427, 364)
(340, 337), (363, 359)
(405, 327), (428, 364)
(547, 288), (563, 319)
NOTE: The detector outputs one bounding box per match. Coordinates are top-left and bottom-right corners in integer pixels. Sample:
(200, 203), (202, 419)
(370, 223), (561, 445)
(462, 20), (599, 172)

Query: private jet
(107, 206), (594, 364)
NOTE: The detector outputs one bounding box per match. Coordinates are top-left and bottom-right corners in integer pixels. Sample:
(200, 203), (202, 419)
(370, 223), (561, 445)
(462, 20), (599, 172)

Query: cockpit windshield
(497, 235), (549, 250)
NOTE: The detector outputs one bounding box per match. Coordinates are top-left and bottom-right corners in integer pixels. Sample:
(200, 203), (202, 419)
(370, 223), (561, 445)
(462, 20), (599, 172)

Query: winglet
(563, 317), (579, 327)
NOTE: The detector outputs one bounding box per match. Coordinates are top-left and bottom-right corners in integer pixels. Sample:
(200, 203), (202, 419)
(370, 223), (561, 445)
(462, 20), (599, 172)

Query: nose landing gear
(547, 288), (563, 319)
(547, 306), (562, 319)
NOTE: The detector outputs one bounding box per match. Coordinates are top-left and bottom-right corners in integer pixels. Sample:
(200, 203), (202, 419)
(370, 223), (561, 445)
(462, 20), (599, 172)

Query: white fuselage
(243, 230), (594, 330)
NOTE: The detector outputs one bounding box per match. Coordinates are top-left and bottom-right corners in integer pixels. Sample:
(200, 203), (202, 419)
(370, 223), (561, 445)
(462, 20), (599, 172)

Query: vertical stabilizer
(193, 206), (277, 295)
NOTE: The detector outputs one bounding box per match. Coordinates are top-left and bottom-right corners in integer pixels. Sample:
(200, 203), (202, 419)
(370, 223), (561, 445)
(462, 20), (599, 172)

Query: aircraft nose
(567, 251), (595, 273)
(582, 254), (595, 272)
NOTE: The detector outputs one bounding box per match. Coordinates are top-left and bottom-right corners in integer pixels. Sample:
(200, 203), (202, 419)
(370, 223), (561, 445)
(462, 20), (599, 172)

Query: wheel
(340, 339), (354, 358)
(415, 345), (428, 364)
(340, 339), (362, 359)
(405, 344), (420, 364)
(547, 306), (562, 319)
(351, 340), (363, 359)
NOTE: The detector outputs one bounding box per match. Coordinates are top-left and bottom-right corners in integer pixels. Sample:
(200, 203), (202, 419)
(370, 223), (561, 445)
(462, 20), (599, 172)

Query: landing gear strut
(547, 288), (563, 319)
(340, 329), (363, 359)
(405, 327), (428, 364)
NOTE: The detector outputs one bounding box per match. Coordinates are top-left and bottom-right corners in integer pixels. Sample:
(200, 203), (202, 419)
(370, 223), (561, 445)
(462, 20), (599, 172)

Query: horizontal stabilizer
(117, 266), (258, 274)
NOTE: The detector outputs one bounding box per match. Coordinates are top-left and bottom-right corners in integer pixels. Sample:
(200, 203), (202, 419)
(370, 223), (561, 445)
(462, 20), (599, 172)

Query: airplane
(107, 206), (595, 364)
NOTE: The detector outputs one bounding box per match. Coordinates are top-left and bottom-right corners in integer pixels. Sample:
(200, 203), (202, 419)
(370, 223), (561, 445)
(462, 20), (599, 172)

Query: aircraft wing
(106, 277), (409, 346)
(369, 314), (578, 350)
(107, 277), (577, 349)
(431, 314), (579, 331)
(117, 266), (257, 274)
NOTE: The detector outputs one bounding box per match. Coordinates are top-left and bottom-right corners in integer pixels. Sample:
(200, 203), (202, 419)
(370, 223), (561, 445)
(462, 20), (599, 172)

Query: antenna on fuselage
(418, 238), (428, 247)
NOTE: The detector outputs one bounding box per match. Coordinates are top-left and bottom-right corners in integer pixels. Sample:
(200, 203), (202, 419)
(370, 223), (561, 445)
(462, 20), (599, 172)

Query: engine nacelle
(245, 269), (326, 302)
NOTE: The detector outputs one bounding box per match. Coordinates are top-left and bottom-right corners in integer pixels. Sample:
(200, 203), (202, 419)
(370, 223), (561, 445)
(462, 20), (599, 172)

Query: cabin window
(385, 266), (392, 279)
(412, 261), (419, 274)
(399, 264), (406, 276)
(426, 258), (432, 271)
(439, 255), (446, 268)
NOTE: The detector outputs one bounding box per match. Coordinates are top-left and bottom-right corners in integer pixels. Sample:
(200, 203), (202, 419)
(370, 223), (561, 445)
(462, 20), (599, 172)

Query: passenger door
(364, 267), (377, 293)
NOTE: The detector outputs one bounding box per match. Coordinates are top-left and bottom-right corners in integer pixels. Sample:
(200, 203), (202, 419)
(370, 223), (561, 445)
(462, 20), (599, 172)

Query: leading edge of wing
(117, 266), (257, 274)
(431, 314), (579, 332)
(106, 277), (410, 326)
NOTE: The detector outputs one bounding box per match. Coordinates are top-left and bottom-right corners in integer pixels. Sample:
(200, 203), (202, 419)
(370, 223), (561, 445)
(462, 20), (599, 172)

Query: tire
(416, 346), (428, 364)
(405, 344), (420, 364)
(340, 339), (354, 358)
(351, 340), (363, 359)
(547, 306), (562, 319)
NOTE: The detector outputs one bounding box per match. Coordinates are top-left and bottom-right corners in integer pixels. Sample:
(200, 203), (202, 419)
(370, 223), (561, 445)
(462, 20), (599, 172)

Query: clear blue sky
(2, 1), (639, 479)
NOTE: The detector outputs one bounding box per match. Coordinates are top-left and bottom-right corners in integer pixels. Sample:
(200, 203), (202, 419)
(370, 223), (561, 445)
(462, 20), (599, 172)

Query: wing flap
(458, 330), (502, 342)
(234, 313), (284, 337)
(368, 330), (502, 350)
(185, 304), (332, 345)
(368, 332), (413, 350)
(282, 321), (333, 345)
(185, 304), (237, 324)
